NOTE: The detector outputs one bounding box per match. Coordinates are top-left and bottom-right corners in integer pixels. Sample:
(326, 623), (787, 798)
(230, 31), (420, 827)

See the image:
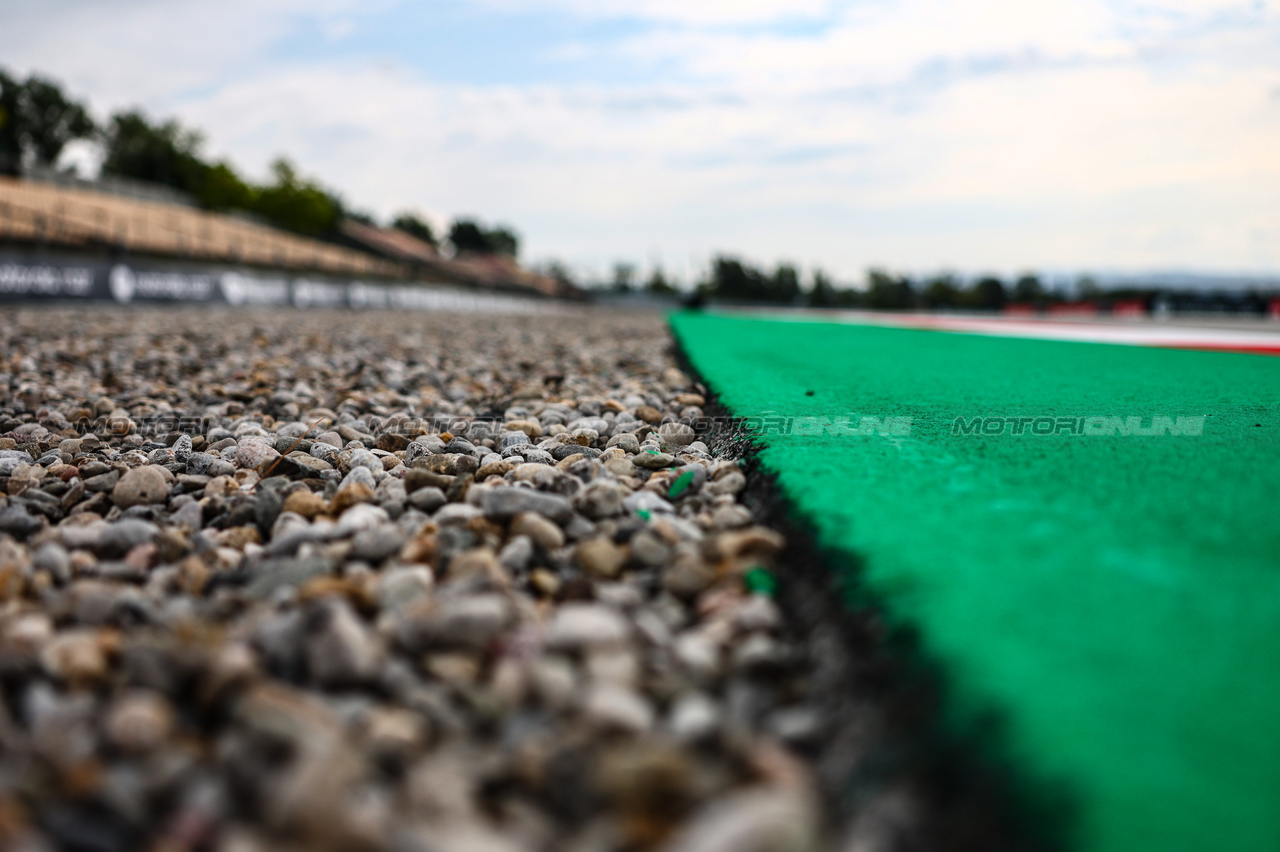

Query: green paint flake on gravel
(743, 566), (779, 597)
(671, 311), (1280, 852)
(668, 469), (696, 499)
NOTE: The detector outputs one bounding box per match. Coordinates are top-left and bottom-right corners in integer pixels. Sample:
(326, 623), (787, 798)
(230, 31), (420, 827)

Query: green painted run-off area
(671, 312), (1280, 852)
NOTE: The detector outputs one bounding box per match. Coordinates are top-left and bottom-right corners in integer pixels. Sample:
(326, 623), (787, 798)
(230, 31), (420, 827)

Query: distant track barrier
(0, 249), (555, 313)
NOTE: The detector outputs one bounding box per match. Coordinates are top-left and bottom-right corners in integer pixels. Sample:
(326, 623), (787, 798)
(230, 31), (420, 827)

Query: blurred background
(2, 0), (1278, 300)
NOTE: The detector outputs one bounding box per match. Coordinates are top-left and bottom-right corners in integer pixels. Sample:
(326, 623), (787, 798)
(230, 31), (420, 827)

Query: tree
(391, 213), (437, 247)
(1076, 275), (1101, 300)
(922, 274), (961, 310)
(1012, 273), (1044, 303)
(965, 276), (1007, 311)
(646, 267), (677, 295)
(100, 110), (207, 193)
(706, 256), (759, 301)
(770, 263), (801, 303)
(199, 161), (254, 212)
(448, 219), (518, 256)
(449, 220), (489, 254)
(485, 226), (518, 258)
(611, 262), (636, 293)
(251, 158), (340, 237)
(0, 69), (17, 174)
(808, 270), (836, 308)
(0, 70), (96, 176)
(865, 268), (916, 310)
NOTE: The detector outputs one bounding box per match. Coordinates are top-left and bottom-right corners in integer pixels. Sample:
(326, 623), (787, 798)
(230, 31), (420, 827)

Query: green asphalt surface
(671, 312), (1280, 852)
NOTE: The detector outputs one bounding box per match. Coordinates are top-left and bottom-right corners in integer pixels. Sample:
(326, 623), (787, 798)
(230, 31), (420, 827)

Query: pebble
(510, 511), (565, 549)
(234, 438), (280, 470)
(0, 504), (41, 537)
(111, 465), (170, 508)
(406, 485), (447, 513)
(572, 479), (626, 518)
(306, 597), (383, 687)
(0, 306), (858, 852)
(659, 421), (697, 448)
(394, 594), (513, 651)
(669, 692), (721, 741)
(283, 489), (327, 519)
(479, 487), (573, 523)
(584, 683), (654, 733)
(575, 536), (628, 578)
(634, 451), (677, 470)
(104, 690), (174, 753)
(546, 603), (630, 649)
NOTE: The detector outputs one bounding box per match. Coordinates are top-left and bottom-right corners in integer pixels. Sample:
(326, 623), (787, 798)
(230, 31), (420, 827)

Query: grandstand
(339, 217), (577, 298)
(0, 175), (402, 278)
(0, 175), (579, 298)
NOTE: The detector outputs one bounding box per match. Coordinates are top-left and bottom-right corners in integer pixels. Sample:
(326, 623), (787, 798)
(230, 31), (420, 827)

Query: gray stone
(406, 486), (447, 513)
(658, 421), (697, 448)
(0, 452), (34, 476)
(306, 598), (382, 687)
(84, 469), (122, 492)
(633, 450), (675, 470)
(335, 503), (389, 537)
(394, 593), (513, 652)
(0, 505), (41, 537)
(339, 464), (377, 492)
(432, 503), (483, 526)
(309, 441), (339, 464)
(377, 566), (434, 613)
(567, 416), (609, 434)
(498, 535), (533, 572)
(480, 487), (573, 524)
(519, 447), (555, 465)
(255, 487), (283, 535)
(98, 518), (160, 556)
(245, 555), (335, 599)
(349, 524), (406, 563)
(572, 479), (626, 519)
(207, 458), (236, 478)
(147, 447), (175, 466)
(499, 431), (531, 452)
(286, 451), (334, 476)
(171, 499), (204, 530)
(184, 452), (217, 475)
(171, 434), (193, 463)
(605, 433), (640, 454)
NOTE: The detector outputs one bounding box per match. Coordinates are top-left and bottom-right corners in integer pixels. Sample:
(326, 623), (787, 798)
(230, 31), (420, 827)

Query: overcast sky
(4, 0), (1278, 283)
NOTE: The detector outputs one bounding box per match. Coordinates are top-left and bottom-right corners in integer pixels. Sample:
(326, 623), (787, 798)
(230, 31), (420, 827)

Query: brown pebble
(283, 489), (327, 519)
(329, 481), (374, 515)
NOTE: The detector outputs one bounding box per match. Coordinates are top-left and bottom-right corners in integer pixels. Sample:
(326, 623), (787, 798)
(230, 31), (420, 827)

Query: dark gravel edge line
(667, 322), (1078, 852)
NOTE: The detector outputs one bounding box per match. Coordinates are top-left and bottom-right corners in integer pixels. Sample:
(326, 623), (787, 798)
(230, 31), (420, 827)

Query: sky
(3, 0), (1278, 284)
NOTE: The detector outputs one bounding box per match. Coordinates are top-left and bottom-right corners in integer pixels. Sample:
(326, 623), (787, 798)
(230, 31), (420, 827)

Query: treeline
(0, 69), (518, 254)
(596, 255), (1063, 310)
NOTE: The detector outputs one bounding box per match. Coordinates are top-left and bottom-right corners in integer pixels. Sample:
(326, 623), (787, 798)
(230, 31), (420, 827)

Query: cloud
(472, 0), (840, 26)
(3, 0), (1277, 278)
